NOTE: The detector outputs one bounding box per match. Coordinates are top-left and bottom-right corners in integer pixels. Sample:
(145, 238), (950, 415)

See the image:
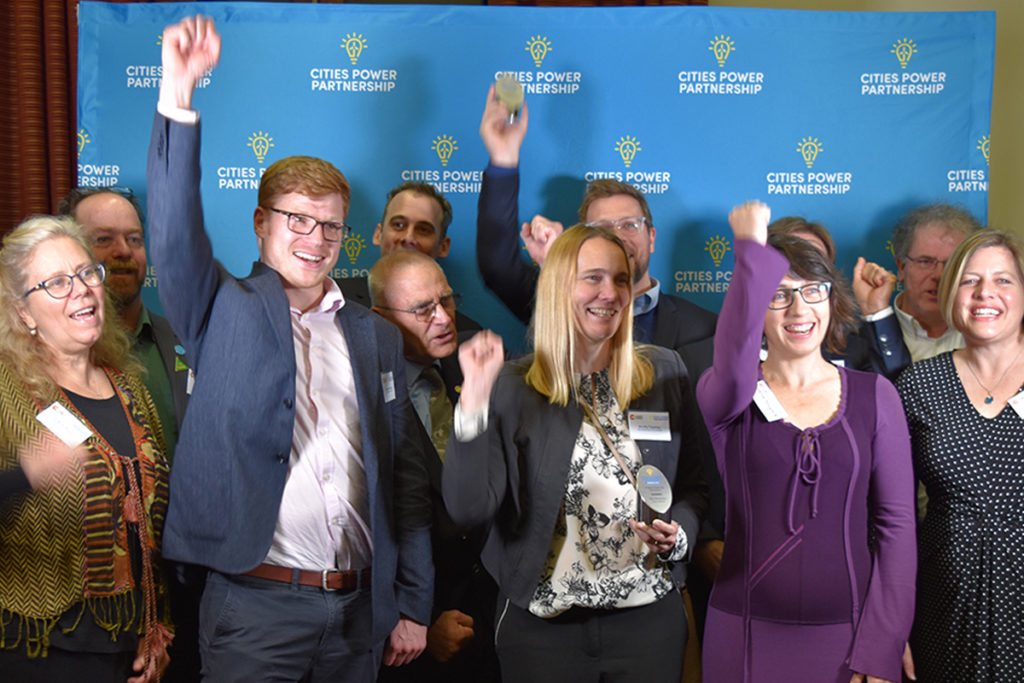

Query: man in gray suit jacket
(147, 16), (432, 682)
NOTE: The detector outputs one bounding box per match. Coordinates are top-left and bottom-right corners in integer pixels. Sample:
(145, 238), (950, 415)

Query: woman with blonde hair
(443, 223), (708, 682)
(0, 215), (171, 682)
(897, 228), (1024, 680)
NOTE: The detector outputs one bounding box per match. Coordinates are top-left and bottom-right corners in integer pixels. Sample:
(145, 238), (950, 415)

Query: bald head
(370, 251), (458, 363)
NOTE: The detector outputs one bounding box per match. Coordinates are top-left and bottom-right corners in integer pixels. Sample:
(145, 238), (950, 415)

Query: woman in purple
(697, 202), (917, 682)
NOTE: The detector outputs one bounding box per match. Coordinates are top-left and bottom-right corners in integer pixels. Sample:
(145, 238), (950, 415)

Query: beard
(104, 259), (144, 309)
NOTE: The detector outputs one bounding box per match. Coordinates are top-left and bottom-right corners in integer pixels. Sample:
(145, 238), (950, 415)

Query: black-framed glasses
(23, 263), (106, 300)
(902, 255), (947, 272)
(268, 207), (350, 243)
(585, 216), (648, 235)
(378, 293), (460, 323)
(768, 282), (831, 309)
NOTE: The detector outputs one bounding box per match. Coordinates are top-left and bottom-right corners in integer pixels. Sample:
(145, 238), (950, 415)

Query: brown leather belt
(243, 563), (371, 591)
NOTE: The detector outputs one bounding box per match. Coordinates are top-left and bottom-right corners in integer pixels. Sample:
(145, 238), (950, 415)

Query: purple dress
(696, 239), (916, 683)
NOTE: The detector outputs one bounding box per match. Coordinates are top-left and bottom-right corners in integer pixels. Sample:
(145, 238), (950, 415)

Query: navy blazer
(442, 346), (709, 609)
(147, 113), (433, 642)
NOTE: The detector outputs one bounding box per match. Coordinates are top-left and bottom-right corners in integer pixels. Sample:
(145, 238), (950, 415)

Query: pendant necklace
(964, 345), (1024, 404)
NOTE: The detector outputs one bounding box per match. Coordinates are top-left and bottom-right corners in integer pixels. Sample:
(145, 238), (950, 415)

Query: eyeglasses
(585, 216), (648, 235)
(902, 255), (947, 272)
(768, 282), (831, 309)
(23, 263), (106, 300)
(268, 207), (350, 243)
(378, 293), (460, 323)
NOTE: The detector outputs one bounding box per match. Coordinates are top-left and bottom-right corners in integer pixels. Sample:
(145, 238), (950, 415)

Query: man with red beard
(58, 187), (190, 460)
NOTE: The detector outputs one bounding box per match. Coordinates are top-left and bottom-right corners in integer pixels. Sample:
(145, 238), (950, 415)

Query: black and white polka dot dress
(896, 352), (1024, 682)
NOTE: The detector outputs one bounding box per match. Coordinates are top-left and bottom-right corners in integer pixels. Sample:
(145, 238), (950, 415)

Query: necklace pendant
(985, 395), (994, 404)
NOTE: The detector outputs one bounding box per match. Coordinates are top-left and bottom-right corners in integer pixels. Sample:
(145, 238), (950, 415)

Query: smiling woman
(697, 202), (917, 683)
(897, 229), (1024, 680)
(0, 216), (172, 682)
(443, 223), (710, 683)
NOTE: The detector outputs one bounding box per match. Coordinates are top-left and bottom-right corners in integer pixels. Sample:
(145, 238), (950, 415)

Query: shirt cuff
(659, 525), (688, 562)
(862, 306), (894, 323)
(453, 402), (489, 442)
(157, 100), (199, 126)
(485, 162), (518, 177)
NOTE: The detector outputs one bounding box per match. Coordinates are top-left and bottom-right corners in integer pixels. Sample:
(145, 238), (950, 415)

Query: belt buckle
(321, 568), (340, 591)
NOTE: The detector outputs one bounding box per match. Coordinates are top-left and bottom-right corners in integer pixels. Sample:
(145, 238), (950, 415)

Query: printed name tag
(1008, 389), (1024, 420)
(627, 411), (671, 441)
(381, 371), (396, 403)
(753, 380), (788, 422)
(36, 402), (92, 447)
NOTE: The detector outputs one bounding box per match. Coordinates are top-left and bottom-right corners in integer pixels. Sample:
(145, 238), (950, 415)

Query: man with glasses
(476, 85), (717, 374)
(369, 250), (499, 683)
(146, 16), (432, 682)
(337, 181), (481, 333)
(854, 203), (983, 370)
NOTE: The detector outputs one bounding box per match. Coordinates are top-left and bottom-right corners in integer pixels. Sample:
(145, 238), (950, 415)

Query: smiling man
(338, 182), (480, 332)
(147, 15), (432, 683)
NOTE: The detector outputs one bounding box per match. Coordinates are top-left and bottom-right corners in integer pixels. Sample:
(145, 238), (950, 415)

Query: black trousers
(495, 588), (687, 683)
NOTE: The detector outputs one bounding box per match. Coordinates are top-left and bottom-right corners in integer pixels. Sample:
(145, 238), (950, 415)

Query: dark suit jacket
(385, 349), (499, 683)
(147, 112), (433, 642)
(148, 310), (189, 432)
(337, 274), (483, 333)
(442, 346), (709, 609)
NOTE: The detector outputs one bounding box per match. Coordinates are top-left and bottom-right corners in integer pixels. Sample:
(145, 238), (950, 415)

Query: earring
(28, 327), (37, 336)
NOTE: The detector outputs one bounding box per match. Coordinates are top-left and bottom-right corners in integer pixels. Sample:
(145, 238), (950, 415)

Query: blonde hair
(525, 224), (653, 407)
(938, 228), (1024, 333)
(0, 215), (140, 402)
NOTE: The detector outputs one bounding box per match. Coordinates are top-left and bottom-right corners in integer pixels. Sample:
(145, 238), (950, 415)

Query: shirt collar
(633, 278), (660, 316)
(292, 278), (344, 317)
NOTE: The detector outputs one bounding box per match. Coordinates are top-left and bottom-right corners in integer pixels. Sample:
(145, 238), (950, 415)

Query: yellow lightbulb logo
(525, 36), (553, 68)
(796, 137), (823, 169)
(247, 131), (275, 164)
(77, 129), (91, 154)
(343, 234), (366, 265)
(342, 33), (368, 65)
(704, 235), (731, 267)
(891, 38), (917, 70)
(977, 135), (990, 166)
(886, 240), (896, 261)
(616, 136), (641, 168)
(708, 35), (735, 67)
(432, 135), (458, 167)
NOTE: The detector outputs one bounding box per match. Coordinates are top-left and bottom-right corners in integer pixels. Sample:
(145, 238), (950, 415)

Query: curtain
(0, 0), (77, 235)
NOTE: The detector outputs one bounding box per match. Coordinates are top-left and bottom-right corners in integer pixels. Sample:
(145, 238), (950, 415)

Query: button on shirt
(264, 280), (372, 571)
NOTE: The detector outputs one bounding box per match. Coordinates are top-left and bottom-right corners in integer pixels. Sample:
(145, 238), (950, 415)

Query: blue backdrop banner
(77, 2), (994, 349)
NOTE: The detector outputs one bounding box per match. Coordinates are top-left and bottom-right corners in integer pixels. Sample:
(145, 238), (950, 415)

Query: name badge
(381, 371), (396, 403)
(36, 402), (92, 447)
(1008, 389), (1024, 420)
(753, 380), (788, 422)
(627, 411), (671, 441)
